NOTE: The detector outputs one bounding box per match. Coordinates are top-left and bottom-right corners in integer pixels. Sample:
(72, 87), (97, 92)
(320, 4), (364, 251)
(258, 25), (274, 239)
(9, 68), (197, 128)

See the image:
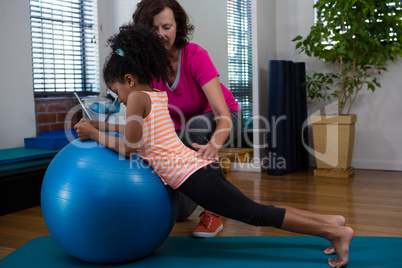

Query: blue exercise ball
(41, 138), (178, 263)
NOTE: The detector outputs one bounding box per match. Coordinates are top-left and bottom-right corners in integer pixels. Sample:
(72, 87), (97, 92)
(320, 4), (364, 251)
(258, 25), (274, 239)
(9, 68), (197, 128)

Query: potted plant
(293, 0), (402, 177)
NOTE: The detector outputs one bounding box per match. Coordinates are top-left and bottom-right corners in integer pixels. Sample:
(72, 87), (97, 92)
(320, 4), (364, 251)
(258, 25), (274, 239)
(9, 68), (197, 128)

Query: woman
(132, 0), (243, 238)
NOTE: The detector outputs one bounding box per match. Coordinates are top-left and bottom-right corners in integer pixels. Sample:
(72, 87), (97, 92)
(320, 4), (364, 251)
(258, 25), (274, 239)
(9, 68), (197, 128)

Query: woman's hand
(193, 142), (219, 161)
(201, 77), (233, 150)
(74, 120), (98, 141)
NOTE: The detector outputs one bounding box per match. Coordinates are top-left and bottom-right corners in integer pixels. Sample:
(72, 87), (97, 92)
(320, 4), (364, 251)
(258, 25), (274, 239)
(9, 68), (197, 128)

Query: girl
(74, 24), (353, 268)
(133, 0), (243, 230)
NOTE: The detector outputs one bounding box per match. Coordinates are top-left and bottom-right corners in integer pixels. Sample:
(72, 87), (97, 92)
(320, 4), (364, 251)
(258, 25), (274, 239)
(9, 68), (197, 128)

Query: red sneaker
(191, 211), (223, 238)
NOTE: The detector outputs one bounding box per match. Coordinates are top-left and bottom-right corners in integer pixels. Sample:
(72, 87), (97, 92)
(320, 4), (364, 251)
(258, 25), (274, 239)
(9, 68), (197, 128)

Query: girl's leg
(277, 205), (346, 226)
(179, 163), (287, 228)
(179, 164), (354, 268)
(281, 210), (354, 268)
(175, 110), (242, 226)
(277, 205), (345, 255)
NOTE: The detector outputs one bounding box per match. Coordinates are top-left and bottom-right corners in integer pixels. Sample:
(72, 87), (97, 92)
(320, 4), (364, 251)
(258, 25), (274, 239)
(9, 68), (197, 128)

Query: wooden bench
(218, 148), (253, 173)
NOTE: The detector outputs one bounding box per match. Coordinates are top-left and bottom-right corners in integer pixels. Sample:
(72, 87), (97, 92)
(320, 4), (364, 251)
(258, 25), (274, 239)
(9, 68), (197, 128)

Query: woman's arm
(193, 77), (232, 160)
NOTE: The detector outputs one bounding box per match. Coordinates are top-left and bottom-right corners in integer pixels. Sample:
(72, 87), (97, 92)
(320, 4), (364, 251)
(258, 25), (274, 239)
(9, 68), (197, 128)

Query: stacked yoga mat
(0, 146), (58, 215)
(0, 129), (77, 215)
(266, 60), (309, 175)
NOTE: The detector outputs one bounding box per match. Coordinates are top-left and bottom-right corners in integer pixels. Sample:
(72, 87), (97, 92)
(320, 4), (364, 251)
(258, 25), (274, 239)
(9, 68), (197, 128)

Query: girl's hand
(75, 118), (99, 129)
(193, 142), (219, 161)
(74, 121), (97, 141)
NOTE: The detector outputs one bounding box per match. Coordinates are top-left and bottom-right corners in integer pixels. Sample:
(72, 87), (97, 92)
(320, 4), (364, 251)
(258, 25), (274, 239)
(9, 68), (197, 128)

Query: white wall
(1, 0), (401, 171)
(275, 0), (402, 171)
(0, 0), (36, 149)
(251, 0), (277, 167)
(96, 0), (228, 92)
(180, 0), (229, 86)
(97, 0), (139, 95)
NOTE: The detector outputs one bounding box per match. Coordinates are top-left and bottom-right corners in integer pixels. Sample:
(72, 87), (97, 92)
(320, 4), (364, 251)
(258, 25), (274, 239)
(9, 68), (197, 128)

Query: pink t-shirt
(150, 43), (241, 131)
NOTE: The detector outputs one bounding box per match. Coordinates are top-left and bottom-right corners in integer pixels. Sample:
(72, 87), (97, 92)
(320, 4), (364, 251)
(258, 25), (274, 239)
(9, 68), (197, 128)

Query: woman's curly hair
(132, 0), (194, 49)
(103, 24), (173, 85)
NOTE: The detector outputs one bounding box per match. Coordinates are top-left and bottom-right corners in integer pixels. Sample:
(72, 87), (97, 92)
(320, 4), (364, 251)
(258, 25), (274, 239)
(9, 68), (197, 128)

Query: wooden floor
(1, 168), (402, 260)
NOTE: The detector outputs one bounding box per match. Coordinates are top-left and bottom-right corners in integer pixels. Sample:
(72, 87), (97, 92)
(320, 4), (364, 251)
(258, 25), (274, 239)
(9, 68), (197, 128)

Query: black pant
(176, 109), (243, 149)
(178, 163), (286, 228)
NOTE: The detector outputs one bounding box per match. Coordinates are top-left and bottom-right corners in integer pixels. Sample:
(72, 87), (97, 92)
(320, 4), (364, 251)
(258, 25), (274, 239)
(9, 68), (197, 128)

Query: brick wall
(35, 97), (83, 135)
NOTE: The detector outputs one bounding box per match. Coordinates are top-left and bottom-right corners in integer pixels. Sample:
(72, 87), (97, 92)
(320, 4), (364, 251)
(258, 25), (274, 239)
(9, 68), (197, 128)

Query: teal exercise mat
(0, 158), (54, 173)
(1, 236), (401, 267)
(0, 147), (59, 165)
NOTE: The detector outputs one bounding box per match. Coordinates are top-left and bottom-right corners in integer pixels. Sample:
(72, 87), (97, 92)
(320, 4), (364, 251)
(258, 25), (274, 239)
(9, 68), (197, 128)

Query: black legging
(178, 163), (286, 228)
(174, 109), (242, 222)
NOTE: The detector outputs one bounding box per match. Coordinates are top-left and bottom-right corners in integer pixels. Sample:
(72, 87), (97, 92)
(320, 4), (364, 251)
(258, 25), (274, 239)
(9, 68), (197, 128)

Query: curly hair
(103, 24), (173, 85)
(132, 0), (194, 49)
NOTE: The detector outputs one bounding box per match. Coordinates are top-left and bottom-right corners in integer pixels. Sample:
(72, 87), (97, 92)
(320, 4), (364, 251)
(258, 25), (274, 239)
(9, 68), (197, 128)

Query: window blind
(227, 0), (253, 129)
(29, 0), (99, 95)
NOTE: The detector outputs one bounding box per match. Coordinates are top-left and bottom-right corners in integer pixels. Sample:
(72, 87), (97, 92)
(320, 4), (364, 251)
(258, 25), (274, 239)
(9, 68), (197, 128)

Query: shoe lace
(198, 212), (213, 229)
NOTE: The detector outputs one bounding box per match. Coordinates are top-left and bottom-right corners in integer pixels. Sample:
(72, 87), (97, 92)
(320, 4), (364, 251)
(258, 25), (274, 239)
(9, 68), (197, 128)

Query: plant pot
(311, 115), (357, 177)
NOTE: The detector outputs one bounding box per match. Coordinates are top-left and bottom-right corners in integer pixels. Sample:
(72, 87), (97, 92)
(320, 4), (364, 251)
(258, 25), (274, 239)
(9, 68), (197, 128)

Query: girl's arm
(193, 77), (232, 160)
(74, 92), (149, 157)
(97, 120), (125, 134)
(77, 118), (125, 134)
(73, 124), (132, 157)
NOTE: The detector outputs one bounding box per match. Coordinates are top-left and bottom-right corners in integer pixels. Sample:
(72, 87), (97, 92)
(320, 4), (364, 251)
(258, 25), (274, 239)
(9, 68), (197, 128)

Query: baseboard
(230, 162), (262, 172)
(352, 159), (402, 171)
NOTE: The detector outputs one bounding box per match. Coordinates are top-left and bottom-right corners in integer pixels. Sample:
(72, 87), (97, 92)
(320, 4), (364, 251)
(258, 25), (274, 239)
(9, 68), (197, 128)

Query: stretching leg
(179, 163), (286, 227)
(175, 110), (243, 222)
(280, 209), (353, 268)
(277, 205), (346, 255)
(179, 164), (354, 268)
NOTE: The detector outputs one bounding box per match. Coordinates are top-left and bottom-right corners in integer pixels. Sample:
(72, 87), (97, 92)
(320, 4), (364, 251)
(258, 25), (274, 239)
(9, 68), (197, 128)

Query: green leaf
(292, 35), (303, 42)
(367, 83), (375, 92)
(292, 0), (402, 113)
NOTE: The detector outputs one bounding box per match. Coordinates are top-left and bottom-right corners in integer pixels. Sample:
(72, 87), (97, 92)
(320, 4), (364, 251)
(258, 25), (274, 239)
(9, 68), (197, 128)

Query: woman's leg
(180, 109), (243, 149)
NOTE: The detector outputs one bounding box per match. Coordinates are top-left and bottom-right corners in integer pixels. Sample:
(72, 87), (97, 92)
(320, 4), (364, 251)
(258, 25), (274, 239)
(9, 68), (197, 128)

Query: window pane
(29, 0), (99, 94)
(227, 0), (253, 129)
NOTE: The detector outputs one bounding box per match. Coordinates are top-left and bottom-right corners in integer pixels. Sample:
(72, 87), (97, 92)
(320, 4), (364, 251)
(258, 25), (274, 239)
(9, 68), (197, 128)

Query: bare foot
(324, 246), (336, 255)
(324, 215), (346, 255)
(330, 215), (346, 226)
(327, 226), (354, 268)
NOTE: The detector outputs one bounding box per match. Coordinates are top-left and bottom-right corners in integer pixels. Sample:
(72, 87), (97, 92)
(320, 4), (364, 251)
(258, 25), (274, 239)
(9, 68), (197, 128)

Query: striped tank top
(137, 90), (213, 189)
